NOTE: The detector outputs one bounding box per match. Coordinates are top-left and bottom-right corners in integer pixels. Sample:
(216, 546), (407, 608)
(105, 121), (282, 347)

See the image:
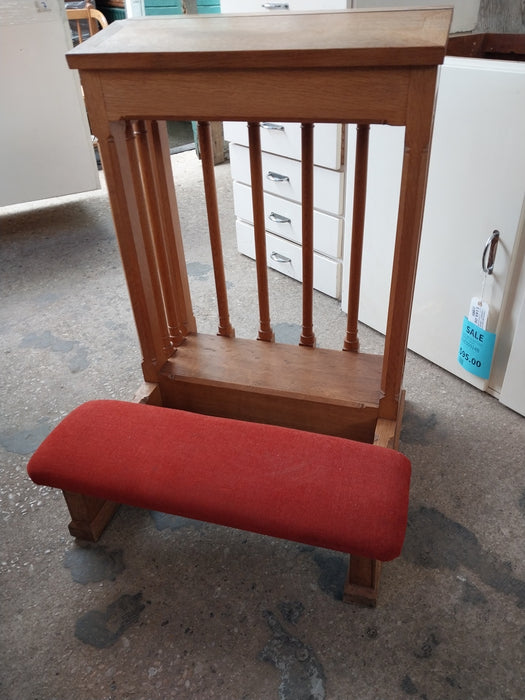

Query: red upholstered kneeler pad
(27, 400), (411, 561)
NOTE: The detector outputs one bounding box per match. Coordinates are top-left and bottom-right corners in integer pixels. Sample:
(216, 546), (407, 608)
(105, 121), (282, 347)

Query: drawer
(233, 182), (342, 258)
(221, 1), (348, 12)
(230, 144), (344, 215)
(224, 122), (342, 170)
(236, 220), (342, 299)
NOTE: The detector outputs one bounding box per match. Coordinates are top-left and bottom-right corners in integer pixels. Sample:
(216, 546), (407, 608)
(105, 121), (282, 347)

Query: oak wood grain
(159, 333), (382, 441)
(64, 10), (451, 602)
(67, 10), (451, 71)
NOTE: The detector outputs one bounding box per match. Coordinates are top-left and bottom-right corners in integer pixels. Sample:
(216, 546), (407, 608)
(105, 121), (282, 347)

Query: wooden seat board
(163, 334), (382, 407)
(159, 334), (382, 442)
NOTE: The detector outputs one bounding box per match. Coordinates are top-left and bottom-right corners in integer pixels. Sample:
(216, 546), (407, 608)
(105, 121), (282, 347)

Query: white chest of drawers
(221, 0), (349, 298)
(225, 127), (345, 298)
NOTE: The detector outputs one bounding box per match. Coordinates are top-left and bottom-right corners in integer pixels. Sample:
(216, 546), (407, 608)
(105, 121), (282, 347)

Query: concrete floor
(1, 150), (525, 700)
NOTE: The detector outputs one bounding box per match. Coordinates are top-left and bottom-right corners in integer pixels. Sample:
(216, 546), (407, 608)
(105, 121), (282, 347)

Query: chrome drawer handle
(261, 3), (289, 10)
(482, 229), (500, 275)
(269, 212), (291, 224)
(271, 251), (292, 264)
(266, 171), (289, 182)
(261, 122), (285, 130)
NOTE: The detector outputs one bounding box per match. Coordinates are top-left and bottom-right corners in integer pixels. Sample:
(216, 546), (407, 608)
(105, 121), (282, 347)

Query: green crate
(197, 0), (220, 11)
(145, 0), (183, 8)
(97, 5), (126, 22)
(145, 8), (183, 14)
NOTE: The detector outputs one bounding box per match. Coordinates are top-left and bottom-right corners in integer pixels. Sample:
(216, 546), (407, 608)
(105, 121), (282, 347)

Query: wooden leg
(343, 554), (382, 607)
(133, 381), (162, 407)
(62, 491), (120, 542)
(374, 391), (406, 450)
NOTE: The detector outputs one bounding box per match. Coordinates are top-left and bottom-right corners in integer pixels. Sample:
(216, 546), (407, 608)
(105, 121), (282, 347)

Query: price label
(458, 317), (496, 379)
(468, 296), (489, 330)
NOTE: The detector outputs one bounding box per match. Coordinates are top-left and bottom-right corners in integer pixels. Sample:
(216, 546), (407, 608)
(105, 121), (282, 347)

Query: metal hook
(482, 230), (500, 275)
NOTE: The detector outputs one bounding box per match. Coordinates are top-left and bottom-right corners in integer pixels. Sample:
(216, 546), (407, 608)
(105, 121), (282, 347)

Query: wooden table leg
(343, 554), (382, 607)
(63, 491), (120, 542)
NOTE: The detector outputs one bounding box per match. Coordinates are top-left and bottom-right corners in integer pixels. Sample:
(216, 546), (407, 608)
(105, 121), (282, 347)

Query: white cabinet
(220, 0), (479, 33)
(343, 57), (525, 415)
(0, 0), (99, 206)
(226, 127), (345, 298)
(221, 0), (348, 299)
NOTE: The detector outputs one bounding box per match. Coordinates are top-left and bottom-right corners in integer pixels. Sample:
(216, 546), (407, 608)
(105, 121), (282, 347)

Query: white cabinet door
(0, 0), (99, 206)
(221, 0), (348, 12)
(353, 1), (479, 33)
(344, 57), (525, 402)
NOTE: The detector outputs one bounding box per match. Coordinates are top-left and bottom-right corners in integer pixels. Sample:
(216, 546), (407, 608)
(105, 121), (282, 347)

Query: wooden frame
(65, 9), (451, 604)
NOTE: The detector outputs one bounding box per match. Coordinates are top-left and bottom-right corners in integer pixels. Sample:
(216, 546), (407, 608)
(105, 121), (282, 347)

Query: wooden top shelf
(66, 8), (452, 72)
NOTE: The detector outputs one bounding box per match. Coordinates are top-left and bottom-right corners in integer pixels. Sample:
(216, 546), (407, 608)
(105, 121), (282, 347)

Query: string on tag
(480, 269), (487, 305)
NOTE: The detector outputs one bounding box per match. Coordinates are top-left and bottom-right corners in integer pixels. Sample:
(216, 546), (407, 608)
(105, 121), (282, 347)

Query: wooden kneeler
(29, 10), (450, 606)
(27, 400), (411, 606)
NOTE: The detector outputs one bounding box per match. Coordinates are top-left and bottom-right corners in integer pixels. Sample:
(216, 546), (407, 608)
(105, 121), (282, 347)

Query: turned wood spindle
(300, 123), (316, 348)
(134, 119), (188, 348)
(248, 122), (274, 342)
(344, 123), (370, 353)
(198, 121), (235, 338)
(128, 119), (173, 361)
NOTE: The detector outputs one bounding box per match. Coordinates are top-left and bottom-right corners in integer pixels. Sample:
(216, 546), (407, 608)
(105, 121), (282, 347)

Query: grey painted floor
(1, 150), (525, 700)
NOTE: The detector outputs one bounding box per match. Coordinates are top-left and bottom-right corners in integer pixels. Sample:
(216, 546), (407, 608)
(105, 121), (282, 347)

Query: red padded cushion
(27, 400), (411, 561)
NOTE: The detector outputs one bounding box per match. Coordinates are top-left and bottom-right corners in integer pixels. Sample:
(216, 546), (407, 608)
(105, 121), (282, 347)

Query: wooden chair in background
(66, 2), (108, 45)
